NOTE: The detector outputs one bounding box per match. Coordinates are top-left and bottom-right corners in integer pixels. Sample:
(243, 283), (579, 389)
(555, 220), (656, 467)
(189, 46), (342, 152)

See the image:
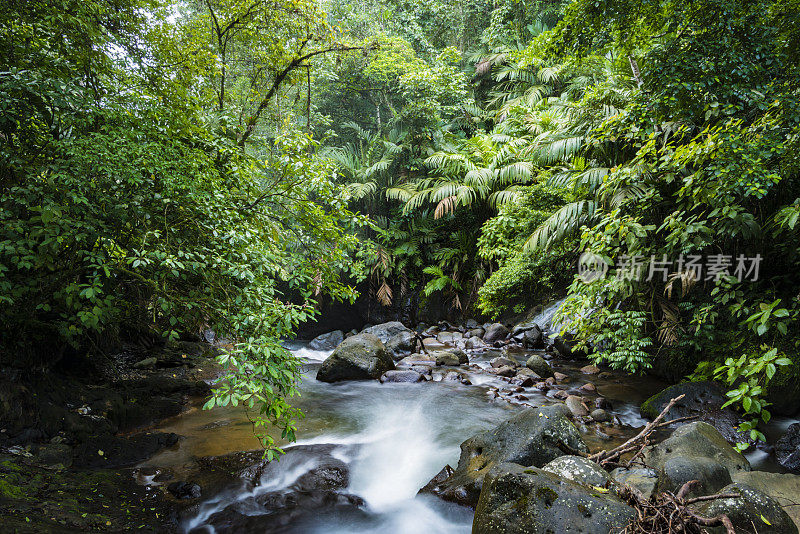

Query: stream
(142, 343), (675, 533)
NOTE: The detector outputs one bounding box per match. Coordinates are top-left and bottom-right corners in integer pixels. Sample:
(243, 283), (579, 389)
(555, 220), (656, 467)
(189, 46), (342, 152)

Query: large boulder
(522, 326), (544, 349)
(419, 404), (587, 507)
(643, 422), (750, 496)
(473, 463), (635, 534)
(483, 323), (509, 343)
(541, 455), (611, 487)
(316, 334), (394, 382)
(700, 483), (798, 534)
(384, 330), (417, 361)
(776, 423), (800, 472)
(553, 336), (573, 358)
(658, 456), (733, 497)
(194, 445), (366, 534)
(525, 354), (554, 378)
(640, 381), (746, 444)
(308, 330), (344, 351)
(732, 471), (800, 529)
(360, 321), (410, 344)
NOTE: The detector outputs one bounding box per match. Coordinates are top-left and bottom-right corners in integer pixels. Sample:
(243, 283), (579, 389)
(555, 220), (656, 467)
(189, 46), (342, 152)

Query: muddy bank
(0, 340), (221, 532)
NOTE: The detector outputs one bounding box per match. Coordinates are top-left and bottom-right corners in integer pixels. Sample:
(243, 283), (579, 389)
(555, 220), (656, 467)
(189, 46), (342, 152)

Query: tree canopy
(4, 0), (800, 452)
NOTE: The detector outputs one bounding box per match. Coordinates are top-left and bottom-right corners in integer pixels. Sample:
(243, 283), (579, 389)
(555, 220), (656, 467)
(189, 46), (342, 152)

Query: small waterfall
(530, 297), (568, 332)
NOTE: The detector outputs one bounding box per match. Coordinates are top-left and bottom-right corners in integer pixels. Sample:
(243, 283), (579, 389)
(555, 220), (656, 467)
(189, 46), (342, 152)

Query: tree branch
(238, 45), (367, 147)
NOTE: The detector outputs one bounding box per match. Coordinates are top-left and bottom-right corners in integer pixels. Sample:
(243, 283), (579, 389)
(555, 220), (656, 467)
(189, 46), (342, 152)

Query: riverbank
(3, 315), (799, 533)
(149, 318), (800, 533)
(0, 340), (222, 532)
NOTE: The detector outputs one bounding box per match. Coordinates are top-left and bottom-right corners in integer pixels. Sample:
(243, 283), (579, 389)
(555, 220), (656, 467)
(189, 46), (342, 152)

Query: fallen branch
(590, 394), (696, 465)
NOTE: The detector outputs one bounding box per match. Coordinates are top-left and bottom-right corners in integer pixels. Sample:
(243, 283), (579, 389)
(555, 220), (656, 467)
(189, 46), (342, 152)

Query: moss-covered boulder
(643, 422), (750, 497)
(732, 471), (800, 529)
(419, 404), (587, 507)
(473, 463), (634, 534)
(700, 483), (798, 534)
(316, 334), (394, 382)
(525, 354), (554, 378)
(431, 349), (468, 366)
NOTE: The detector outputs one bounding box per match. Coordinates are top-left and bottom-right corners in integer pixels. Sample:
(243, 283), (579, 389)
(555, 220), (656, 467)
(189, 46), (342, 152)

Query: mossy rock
(419, 404), (587, 507)
(473, 463), (634, 534)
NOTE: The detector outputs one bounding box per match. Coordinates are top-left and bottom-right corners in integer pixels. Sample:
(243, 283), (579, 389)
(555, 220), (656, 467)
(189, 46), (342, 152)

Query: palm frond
(524, 201), (597, 252)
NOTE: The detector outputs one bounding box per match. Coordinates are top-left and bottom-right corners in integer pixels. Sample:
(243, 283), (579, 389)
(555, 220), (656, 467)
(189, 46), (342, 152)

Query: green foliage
(694, 346), (792, 450)
(0, 0), (366, 455)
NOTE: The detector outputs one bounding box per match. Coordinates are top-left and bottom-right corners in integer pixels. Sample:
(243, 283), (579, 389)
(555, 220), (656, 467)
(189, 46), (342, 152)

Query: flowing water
(142, 338), (676, 533)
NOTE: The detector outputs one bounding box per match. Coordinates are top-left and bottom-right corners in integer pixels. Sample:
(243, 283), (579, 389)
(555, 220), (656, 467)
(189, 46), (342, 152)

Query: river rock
(437, 331), (455, 344)
(195, 445), (366, 533)
(385, 330), (417, 360)
(510, 374), (535, 387)
(360, 321), (409, 344)
(515, 367), (541, 378)
(580, 364), (600, 375)
(442, 370), (470, 384)
(465, 318), (479, 328)
(419, 404), (587, 507)
(591, 408), (611, 422)
(640, 381), (745, 444)
(732, 471), (800, 528)
(522, 327), (544, 349)
(308, 330), (344, 351)
(565, 395), (589, 417)
(423, 325), (439, 337)
(700, 483), (798, 534)
(525, 354), (554, 378)
(379, 370), (424, 383)
(643, 421), (750, 496)
(473, 463), (634, 534)
(659, 456), (733, 497)
(316, 333), (394, 382)
(168, 480), (202, 499)
(542, 455), (611, 487)
(776, 423), (800, 472)
(580, 382), (597, 393)
(553, 336), (573, 358)
(397, 353), (436, 366)
(610, 467), (659, 500)
(491, 365), (516, 378)
(431, 349), (468, 366)
(133, 357), (157, 369)
(467, 328), (485, 338)
(483, 323), (509, 343)
(490, 356), (518, 369)
(465, 336), (488, 349)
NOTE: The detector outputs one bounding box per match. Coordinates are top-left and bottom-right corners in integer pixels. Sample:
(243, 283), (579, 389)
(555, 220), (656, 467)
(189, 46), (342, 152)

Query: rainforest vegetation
(3, 0), (800, 452)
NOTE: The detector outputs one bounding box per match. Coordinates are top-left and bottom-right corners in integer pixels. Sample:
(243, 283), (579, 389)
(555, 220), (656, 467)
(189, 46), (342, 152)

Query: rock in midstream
(316, 333), (394, 382)
(418, 404), (587, 507)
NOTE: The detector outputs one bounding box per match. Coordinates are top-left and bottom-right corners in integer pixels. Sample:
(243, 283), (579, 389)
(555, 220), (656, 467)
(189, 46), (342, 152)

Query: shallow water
(144, 341), (773, 533)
